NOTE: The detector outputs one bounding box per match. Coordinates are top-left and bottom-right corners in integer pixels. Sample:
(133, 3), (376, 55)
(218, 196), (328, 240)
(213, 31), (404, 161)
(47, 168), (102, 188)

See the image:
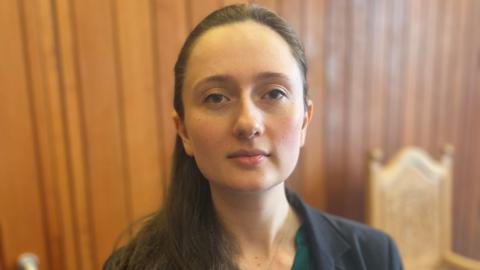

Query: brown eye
(204, 93), (229, 104)
(264, 88), (287, 100)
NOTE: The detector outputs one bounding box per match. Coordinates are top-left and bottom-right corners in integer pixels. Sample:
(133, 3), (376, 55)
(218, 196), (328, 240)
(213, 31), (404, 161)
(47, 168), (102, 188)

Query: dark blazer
(286, 190), (404, 270)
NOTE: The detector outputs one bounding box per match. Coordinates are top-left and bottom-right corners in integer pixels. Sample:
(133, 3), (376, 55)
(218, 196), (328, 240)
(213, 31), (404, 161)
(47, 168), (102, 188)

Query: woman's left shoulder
(320, 213), (392, 245)
(320, 212), (396, 251)
(306, 209), (404, 270)
(287, 190), (403, 269)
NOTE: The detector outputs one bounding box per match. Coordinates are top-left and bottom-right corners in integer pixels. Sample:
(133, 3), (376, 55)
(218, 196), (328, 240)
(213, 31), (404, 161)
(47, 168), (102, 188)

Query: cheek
(187, 115), (224, 155)
(271, 115), (304, 178)
(275, 112), (304, 148)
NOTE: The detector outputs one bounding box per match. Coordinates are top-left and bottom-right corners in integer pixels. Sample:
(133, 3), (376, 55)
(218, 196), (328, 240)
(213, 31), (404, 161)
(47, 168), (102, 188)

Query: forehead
(184, 21), (301, 90)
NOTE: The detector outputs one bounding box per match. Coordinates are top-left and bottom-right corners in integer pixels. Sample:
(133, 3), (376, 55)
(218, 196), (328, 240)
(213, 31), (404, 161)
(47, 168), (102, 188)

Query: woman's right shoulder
(102, 246), (170, 270)
(103, 212), (168, 269)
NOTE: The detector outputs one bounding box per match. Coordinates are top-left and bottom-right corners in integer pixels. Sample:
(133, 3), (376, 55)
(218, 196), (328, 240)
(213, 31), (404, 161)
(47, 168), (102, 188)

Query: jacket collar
(286, 190), (351, 269)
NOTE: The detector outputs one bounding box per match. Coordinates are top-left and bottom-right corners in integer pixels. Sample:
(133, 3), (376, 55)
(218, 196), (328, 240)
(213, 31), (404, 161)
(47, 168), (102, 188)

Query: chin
(209, 178), (284, 194)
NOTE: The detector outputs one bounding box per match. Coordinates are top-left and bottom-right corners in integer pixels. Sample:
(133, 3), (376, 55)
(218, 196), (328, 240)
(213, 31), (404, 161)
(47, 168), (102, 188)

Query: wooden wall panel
(432, 0), (453, 156)
(343, 0), (369, 221)
(464, 66), (480, 255)
(71, 0), (130, 268)
(384, 0), (407, 159)
(0, 223), (5, 270)
(189, 0), (220, 29)
(54, 0), (96, 267)
(450, 0), (479, 259)
(324, 0), (349, 217)
(115, 0), (163, 226)
(0, 0), (50, 269)
(301, 0), (327, 210)
(416, 0), (438, 150)
(277, 0), (303, 37)
(446, 0), (469, 258)
(453, 0), (480, 258)
(316, 0), (480, 259)
(19, 0), (77, 268)
(253, 0), (277, 11)
(367, 0), (387, 153)
(222, 0), (249, 7)
(153, 0), (188, 190)
(402, 0), (421, 146)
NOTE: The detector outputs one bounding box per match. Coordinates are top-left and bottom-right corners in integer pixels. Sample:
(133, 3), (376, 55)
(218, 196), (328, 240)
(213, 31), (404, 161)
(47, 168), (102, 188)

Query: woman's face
(175, 21), (313, 193)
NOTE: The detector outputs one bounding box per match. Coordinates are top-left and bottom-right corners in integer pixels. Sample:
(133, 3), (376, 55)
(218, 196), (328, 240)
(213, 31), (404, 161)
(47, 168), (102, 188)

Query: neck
(210, 183), (297, 255)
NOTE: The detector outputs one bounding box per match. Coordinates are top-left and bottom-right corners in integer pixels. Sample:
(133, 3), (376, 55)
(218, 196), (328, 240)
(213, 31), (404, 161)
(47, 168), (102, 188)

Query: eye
(204, 93), (229, 104)
(264, 88), (287, 100)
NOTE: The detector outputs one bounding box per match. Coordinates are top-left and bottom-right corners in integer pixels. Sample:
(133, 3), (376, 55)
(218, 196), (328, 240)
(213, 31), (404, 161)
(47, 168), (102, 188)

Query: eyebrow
(194, 75), (234, 89)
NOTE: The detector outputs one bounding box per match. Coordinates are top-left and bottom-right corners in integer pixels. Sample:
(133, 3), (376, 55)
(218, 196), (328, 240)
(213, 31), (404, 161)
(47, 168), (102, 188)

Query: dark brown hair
(105, 4), (307, 269)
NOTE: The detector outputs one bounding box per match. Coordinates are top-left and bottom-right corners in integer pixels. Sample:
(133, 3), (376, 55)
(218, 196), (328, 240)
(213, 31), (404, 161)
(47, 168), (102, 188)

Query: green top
(291, 224), (312, 270)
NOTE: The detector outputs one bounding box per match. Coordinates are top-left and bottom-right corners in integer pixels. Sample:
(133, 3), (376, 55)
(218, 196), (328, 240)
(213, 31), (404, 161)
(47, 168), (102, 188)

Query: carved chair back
(367, 147), (453, 269)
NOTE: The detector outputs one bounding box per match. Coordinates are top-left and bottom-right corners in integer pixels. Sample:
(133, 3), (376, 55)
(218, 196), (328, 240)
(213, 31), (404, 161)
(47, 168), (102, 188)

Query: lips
(227, 149), (269, 167)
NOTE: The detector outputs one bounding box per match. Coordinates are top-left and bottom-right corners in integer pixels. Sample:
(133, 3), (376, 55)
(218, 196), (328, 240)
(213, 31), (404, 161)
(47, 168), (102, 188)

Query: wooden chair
(367, 146), (480, 270)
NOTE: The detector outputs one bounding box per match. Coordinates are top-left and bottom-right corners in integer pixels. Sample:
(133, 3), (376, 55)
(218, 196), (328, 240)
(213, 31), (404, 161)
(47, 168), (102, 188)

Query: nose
(232, 98), (264, 140)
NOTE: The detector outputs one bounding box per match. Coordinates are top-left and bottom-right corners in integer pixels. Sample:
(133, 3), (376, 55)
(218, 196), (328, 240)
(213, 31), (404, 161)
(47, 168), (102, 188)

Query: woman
(105, 4), (403, 270)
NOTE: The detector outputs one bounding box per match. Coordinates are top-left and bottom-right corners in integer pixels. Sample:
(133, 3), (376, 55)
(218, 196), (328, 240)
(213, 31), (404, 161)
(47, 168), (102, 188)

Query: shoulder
(319, 211), (395, 254)
(306, 207), (403, 270)
(103, 247), (170, 270)
(319, 211), (390, 247)
(286, 190), (402, 269)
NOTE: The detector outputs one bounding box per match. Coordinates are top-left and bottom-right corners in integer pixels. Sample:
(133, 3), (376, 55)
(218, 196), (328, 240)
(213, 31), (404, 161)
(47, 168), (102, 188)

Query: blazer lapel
(287, 190), (351, 270)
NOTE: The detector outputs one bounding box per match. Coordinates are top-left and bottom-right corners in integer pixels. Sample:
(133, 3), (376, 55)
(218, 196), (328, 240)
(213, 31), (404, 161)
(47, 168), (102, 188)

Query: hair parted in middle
(106, 4), (308, 269)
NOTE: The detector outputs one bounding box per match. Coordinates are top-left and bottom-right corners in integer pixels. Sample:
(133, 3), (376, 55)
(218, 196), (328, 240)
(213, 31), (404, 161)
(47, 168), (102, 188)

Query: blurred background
(1, 0), (479, 269)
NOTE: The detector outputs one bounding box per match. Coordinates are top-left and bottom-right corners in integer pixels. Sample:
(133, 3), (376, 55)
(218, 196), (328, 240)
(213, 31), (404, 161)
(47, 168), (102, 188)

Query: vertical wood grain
(402, 0), (421, 146)
(468, 2), (480, 257)
(153, 0), (188, 192)
(461, 10), (480, 255)
(465, 30), (480, 255)
(411, 0), (429, 148)
(453, 0), (480, 259)
(0, 222), (4, 270)
(17, 0), (58, 267)
(384, 0), (407, 159)
(252, 0), (277, 11)
(111, 0), (135, 243)
(301, 0), (327, 210)
(447, 0), (468, 146)
(343, 0), (369, 221)
(277, 0), (303, 37)
(432, 0), (449, 152)
(221, 0), (249, 7)
(416, 0), (438, 152)
(437, 1), (468, 259)
(324, 0), (349, 216)
(0, 0), (50, 268)
(189, 0), (220, 29)
(70, 0), (130, 267)
(449, 0), (471, 258)
(114, 0), (164, 224)
(53, 0), (95, 267)
(367, 0), (387, 152)
(19, 0), (80, 268)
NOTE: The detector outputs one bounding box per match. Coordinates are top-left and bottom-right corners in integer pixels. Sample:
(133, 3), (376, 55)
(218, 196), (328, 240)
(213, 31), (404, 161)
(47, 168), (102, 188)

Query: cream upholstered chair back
(367, 146), (480, 270)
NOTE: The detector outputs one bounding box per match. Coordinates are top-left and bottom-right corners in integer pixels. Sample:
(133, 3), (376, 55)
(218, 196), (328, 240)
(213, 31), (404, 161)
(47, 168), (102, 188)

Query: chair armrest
(444, 251), (480, 270)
